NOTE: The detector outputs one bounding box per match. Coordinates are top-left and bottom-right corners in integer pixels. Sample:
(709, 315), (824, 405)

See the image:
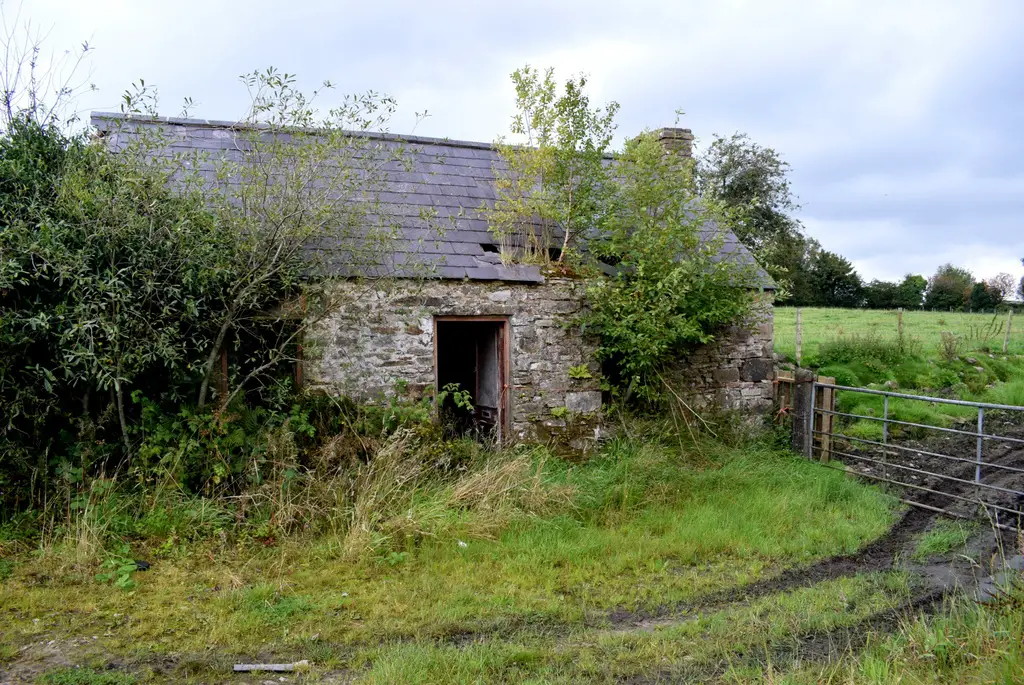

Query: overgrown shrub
(0, 70), (411, 513)
(489, 69), (753, 409)
(582, 133), (753, 406)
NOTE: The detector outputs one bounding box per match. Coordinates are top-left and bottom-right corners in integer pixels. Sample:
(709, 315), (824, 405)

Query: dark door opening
(435, 318), (508, 440)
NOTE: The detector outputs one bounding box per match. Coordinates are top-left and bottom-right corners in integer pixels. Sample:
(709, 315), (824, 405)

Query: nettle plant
(490, 67), (754, 406)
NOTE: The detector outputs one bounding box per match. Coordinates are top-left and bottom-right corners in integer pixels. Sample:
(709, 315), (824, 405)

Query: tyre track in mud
(605, 506), (936, 630)
(618, 589), (948, 684)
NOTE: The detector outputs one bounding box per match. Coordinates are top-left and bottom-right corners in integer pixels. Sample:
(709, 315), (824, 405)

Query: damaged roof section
(90, 112), (771, 288)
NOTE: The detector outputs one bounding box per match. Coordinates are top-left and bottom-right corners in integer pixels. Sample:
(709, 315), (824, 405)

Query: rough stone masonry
(307, 279), (775, 449)
(307, 277), (604, 449)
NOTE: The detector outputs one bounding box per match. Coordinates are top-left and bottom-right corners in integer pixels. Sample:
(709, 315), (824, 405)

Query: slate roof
(91, 112), (773, 289)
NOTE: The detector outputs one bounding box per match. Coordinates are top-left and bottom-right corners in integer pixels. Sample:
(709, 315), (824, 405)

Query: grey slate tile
(91, 112), (774, 288)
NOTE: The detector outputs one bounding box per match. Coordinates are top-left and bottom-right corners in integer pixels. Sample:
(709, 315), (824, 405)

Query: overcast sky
(18, 0), (1024, 286)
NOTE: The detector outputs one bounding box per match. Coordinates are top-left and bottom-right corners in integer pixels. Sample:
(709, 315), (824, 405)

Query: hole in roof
(481, 243), (500, 253)
(598, 254), (621, 267)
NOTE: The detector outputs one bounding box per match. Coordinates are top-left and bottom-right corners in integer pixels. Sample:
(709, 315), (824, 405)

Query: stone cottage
(92, 114), (775, 447)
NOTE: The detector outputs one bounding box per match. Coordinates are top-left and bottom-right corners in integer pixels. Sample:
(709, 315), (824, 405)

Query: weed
(940, 330), (962, 362)
(568, 364), (593, 379)
(980, 378), (1024, 407)
(94, 543), (139, 590)
(818, 332), (920, 368)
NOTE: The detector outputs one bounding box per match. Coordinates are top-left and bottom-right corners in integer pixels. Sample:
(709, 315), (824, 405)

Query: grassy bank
(0, 429), (898, 683)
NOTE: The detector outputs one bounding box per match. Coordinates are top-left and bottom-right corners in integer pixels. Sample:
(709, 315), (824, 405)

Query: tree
(488, 66), (618, 263)
(1019, 258), (1024, 300)
(695, 132), (806, 296)
(110, 70), (415, 408)
(896, 274), (927, 309)
(863, 279), (900, 309)
(861, 273), (924, 310)
(0, 118), (228, 500)
(807, 250), (862, 307)
(990, 272), (1016, 300)
(925, 264), (973, 310)
(584, 131), (753, 403)
(491, 68), (753, 405)
(0, 54), (415, 504)
(966, 281), (1003, 311)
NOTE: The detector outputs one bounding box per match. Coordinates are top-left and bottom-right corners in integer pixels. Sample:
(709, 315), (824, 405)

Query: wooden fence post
(897, 308), (904, 352)
(795, 308), (803, 368)
(791, 368), (815, 457)
(814, 375), (836, 462)
(1004, 309), (1014, 354)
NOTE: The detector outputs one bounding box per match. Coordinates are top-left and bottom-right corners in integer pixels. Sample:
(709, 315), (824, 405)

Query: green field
(774, 307), (1024, 362)
(773, 306), (1024, 429)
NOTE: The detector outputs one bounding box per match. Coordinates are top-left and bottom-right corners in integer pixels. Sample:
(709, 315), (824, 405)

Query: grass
(40, 669), (137, 685)
(0, 431), (900, 682)
(912, 519), (978, 561)
(775, 307), (1024, 361)
(773, 306), (1024, 438)
(727, 577), (1024, 684)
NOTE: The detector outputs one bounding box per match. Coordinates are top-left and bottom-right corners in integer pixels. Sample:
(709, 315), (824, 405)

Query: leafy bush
(490, 69), (752, 407)
(583, 133), (753, 405)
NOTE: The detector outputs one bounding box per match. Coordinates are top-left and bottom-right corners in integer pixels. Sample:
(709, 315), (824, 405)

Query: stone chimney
(654, 127), (694, 157)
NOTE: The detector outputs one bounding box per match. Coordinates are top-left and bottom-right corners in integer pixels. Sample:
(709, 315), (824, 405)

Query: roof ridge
(90, 111), (498, 152)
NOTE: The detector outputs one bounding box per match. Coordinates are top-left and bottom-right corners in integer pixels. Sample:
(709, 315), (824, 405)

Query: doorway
(434, 317), (509, 440)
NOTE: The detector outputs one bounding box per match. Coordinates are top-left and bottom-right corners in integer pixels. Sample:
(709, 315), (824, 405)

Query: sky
(14, 0), (1024, 287)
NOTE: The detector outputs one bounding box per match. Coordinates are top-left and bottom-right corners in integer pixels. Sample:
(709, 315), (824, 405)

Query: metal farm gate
(778, 370), (1024, 531)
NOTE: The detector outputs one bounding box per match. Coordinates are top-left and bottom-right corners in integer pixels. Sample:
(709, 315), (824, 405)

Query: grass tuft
(912, 518), (977, 561)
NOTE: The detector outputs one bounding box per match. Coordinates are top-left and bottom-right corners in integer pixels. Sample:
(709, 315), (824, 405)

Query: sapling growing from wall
(488, 66), (618, 263)
(584, 132), (753, 405)
(490, 67), (754, 407)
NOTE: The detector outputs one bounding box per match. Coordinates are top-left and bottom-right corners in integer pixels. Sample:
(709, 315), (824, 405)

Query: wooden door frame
(433, 315), (511, 441)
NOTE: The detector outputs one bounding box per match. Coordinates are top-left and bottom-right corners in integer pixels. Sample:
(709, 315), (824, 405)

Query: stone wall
(665, 293), (776, 415)
(307, 280), (775, 448)
(306, 278), (604, 448)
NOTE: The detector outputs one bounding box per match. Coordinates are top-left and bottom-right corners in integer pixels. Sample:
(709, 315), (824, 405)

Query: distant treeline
(781, 261), (1022, 311)
(694, 134), (1023, 312)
